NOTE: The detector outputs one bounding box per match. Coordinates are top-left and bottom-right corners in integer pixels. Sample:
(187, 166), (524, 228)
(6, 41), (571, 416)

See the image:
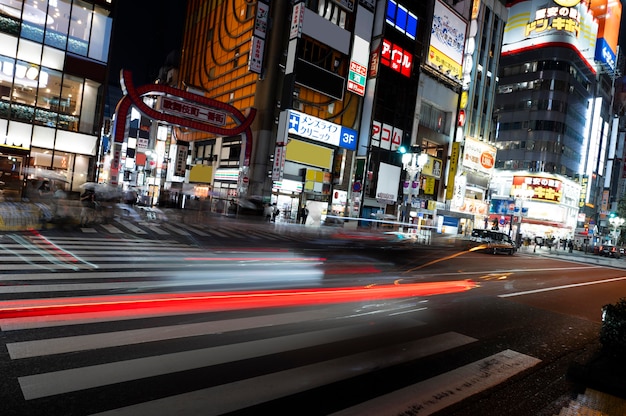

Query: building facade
(492, 0), (622, 243)
(0, 0), (113, 199)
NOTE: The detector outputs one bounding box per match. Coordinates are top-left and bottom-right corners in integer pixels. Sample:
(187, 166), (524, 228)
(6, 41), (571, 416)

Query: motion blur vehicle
(599, 244), (621, 259)
(468, 229), (516, 255)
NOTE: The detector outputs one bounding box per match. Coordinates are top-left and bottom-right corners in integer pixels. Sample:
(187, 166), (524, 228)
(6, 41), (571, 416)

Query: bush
(600, 297), (626, 352)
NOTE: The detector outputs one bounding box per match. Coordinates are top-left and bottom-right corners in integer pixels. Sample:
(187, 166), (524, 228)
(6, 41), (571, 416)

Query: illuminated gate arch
(110, 69), (256, 187)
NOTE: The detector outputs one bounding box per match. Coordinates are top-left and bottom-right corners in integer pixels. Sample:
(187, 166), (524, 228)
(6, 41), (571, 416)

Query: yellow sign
(446, 142), (460, 200)
(424, 177), (436, 195)
(554, 0), (580, 7)
(428, 46), (462, 79)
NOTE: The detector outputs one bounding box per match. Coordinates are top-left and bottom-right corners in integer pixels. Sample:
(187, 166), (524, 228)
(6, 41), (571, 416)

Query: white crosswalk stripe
(0, 235), (542, 415)
(70, 216), (306, 243)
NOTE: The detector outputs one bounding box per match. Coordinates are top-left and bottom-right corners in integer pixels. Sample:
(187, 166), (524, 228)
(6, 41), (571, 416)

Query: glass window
(67, 0), (91, 56)
(20, 0), (47, 42)
(45, 0), (70, 50)
(59, 73), (81, 131)
(78, 78), (98, 134)
(88, 5), (111, 62)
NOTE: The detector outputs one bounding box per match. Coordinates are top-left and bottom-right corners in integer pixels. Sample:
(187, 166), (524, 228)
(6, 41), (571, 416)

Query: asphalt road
(0, 229), (624, 415)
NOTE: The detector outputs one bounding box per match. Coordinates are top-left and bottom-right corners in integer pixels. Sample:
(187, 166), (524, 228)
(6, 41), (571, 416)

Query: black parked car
(600, 244), (621, 258)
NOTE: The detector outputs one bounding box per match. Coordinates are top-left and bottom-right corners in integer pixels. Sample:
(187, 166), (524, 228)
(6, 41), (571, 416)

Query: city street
(0, 226), (625, 415)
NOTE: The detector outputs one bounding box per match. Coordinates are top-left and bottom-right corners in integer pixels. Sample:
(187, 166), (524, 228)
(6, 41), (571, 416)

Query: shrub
(600, 297), (626, 352)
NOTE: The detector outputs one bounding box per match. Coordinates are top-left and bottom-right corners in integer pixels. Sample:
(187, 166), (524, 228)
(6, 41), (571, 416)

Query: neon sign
(381, 39), (412, 77)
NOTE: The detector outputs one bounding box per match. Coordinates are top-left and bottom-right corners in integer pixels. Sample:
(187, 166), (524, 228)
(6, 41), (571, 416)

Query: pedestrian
(300, 205), (309, 224)
(272, 204), (279, 222)
(264, 203), (272, 222)
(79, 188), (96, 227)
(38, 180), (51, 198)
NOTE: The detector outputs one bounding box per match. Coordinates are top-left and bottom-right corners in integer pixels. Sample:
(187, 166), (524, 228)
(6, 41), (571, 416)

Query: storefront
(489, 172), (580, 243)
(272, 110), (357, 225)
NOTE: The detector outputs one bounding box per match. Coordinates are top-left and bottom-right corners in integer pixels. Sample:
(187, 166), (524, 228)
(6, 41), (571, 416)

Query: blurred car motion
(468, 229), (516, 255)
(599, 244), (622, 259)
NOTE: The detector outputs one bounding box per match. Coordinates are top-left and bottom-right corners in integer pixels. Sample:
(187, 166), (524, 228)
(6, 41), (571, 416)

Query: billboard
(511, 175), (563, 204)
(502, 0), (599, 73)
(591, 0), (621, 72)
(427, 0), (467, 80)
(462, 137), (497, 176)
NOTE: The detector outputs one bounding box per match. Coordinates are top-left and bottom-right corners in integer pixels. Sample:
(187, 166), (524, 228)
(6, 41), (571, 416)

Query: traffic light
(398, 145), (407, 154)
(610, 212), (616, 219)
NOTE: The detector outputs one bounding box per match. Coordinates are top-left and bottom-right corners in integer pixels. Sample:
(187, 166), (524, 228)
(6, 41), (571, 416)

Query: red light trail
(0, 280), (477, 320)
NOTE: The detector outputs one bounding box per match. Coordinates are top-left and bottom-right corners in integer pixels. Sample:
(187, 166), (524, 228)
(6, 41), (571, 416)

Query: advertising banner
(427, 0), (467, 79)
(462, 137), (496, 175)
(511, 175), (563, 204)
(502, 0), (598, 73)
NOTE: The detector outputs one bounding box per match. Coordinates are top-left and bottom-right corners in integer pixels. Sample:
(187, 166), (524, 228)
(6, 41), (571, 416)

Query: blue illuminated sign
(385, 0), (418, 40)
(288, 110), (357, 151)
(595, 38), (616, 72)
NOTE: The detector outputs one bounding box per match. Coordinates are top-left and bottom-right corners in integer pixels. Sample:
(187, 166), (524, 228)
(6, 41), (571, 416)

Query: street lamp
(401, 151), (427, 225)
(609, 216), (624, 245)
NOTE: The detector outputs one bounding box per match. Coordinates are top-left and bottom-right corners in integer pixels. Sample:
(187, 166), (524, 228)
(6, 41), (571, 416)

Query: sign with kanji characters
(248, 36), (265, 74)
(427, 0), (466, 79)
(287, 109), (357, 150)
(174, 143), (188, 177)
(157, 97), (227, 126)
(290, 2), (305, 39)
(511, 175), (563, 204)
(347, 60), (367, 96)
(272, 145), (286, 181)
(501, 0), (598, 72)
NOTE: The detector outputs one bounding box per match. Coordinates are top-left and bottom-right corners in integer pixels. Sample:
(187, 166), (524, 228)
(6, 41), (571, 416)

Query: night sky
(108, 1), (188, 87)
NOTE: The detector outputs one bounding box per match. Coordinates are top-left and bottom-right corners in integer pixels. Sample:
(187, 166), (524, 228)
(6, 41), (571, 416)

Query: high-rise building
(0, 0), (113, 198)
(491, 0), (622, 243)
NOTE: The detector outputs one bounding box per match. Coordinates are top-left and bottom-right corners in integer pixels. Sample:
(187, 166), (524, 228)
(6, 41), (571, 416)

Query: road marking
(19, 323), (456, 400)
(86, 332), (476, 416)
(7, 309), (357, 359)
(159, 222), (191, 236)
(499, 276), (626, 298)
(100, 224), (124, 234)
(114, 218), (147, 234)
(142, 224), (170, 235)
(330, 349), (541, 416)
(176, 222), (209, 236)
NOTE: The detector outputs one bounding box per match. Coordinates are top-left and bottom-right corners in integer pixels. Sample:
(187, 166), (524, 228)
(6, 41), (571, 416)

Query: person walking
(79, 188), (96, 227)
(300, 205), (309, 224)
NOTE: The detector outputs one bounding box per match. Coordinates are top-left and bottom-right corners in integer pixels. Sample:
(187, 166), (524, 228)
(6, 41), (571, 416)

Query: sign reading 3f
(287, 110), (357, 151)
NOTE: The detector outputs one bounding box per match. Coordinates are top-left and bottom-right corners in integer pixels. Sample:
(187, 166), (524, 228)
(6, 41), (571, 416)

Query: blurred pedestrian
(264, 203), (272, 222)
(300, 205), (309, 224)
(272, 204), (279, 222)
(38, 180), (51, 198)
(79, 188), (96, 227)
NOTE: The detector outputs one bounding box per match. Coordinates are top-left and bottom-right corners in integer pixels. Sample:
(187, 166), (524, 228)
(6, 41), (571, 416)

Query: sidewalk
(524, 244), (626, 415)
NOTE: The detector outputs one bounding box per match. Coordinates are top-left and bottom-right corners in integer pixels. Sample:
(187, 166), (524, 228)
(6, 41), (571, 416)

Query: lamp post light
(609, 216), (625, 245)
(400, 151), (427, 225)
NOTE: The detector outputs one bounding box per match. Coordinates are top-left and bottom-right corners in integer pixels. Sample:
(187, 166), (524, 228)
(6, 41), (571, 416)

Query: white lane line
(7, 309), (353, 359)
(19, 322), (449, 401)
(330, 349), (541, 416)
(87, 332), (477, 416)
(499, 276), (626, 298)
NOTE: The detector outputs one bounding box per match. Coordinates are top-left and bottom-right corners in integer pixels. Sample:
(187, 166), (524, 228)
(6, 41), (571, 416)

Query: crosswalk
(65, 217), (308, 243)
(0, 235), (543, 415)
